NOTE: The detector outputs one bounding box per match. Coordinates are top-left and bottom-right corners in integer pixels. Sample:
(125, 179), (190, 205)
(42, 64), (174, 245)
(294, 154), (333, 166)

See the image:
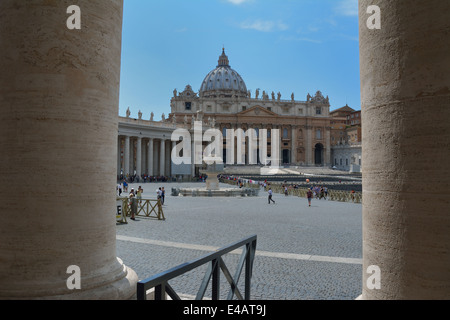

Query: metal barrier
(269, 185), (362, 203)
(137, 235), (257, 300)
(117, 198), (165, 221)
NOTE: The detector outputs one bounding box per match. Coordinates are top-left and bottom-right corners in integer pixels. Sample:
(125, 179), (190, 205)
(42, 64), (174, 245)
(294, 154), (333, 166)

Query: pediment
(237, 106), (277, 117)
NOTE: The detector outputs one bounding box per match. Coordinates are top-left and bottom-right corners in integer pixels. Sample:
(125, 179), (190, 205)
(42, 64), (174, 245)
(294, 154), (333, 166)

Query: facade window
(185, 102), (191, 111)
(298, 108), (303, 114)
(340, 159), (343, 165)
(316, 129), (322, 139)
(316, 107), (322, 115)
(283, 128), (288, 139)
(267, 107), (272, 112)
(346, 159), (349, 166)
(242, 106), (247, 111)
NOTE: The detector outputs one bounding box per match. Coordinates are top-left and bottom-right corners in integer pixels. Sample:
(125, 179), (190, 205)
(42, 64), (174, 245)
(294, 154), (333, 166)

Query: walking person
(117, 182), (122, 197)
(268, 188), (275, 204)
(307, 189), (313, 207)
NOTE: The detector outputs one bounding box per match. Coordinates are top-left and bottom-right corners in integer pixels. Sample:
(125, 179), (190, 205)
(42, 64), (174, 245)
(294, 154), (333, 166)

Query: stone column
(117, 137), (122, 177)
(305, 125), (312, 166)
(136, 137), (142, 177)
(324, 127), (331, 166)
(160, 139), (166, 176)
(147, 138), (154, 176)
(291, 126), (297, 165)
(191, 137), (196, 177)
(124, 136), (130, 177)
(360, 0), (450, 299)
(0, 0), (137, 299)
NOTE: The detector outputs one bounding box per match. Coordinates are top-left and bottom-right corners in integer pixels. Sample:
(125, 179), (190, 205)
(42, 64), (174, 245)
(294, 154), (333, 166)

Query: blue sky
(119, 0), (360, 119)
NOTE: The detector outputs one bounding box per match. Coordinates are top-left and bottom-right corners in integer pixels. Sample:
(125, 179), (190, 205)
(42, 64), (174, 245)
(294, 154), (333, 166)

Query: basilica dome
(199, 49), (248, 98)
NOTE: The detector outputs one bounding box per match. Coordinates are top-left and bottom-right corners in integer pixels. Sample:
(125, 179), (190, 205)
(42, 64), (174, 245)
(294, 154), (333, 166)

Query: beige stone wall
(360, 0), (450, 299)
(0, 0), (137, 299)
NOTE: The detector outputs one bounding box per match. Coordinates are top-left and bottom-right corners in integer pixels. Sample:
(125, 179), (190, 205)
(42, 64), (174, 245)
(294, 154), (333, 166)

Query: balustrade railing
(137, 235), (257, 300)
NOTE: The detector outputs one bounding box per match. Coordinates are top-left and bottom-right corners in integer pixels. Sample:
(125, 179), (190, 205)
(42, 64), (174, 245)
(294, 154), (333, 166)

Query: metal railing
(117, 198), (165, 221)
(137, 235), (257, 300)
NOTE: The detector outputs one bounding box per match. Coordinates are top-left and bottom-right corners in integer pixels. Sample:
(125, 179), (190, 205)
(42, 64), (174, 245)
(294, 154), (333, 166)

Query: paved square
(116, 182), (362, 300)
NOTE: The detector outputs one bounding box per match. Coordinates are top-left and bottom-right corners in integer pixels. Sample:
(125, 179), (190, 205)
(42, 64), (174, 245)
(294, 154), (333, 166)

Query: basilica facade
(118, 49), (334, 178)
(169, 49), (332, 168)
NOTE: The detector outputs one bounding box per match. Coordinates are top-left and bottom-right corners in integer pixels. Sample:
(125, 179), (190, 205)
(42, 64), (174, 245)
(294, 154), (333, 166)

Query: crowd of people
(118, 173), (175, 184)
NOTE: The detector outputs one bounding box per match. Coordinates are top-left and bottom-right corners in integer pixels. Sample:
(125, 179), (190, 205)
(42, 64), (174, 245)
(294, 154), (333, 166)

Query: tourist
(157, 187), (162, 203)
(129, 190), (137, 220)
(123, 180), (128, 192)
(117, 182), (122, 196)
(137, 186), (143, 205)
(268, 188), (275, 204)
(307, 189), (313, 207)
(284, 186), (288, 196)
(161, 187), (165, 205)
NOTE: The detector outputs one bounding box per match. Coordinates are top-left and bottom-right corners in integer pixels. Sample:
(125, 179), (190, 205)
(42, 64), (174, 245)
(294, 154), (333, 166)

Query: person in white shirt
(268, 188), (275, 204)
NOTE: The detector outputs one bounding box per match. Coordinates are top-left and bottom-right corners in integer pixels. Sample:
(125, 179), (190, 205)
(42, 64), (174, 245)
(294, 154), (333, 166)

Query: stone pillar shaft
(147, 138), (154, 176)
(0, 0), (137, 299)
(160, 139), (165, 176)
(124, 136), (130, 176)
(360, 0), (450, 299)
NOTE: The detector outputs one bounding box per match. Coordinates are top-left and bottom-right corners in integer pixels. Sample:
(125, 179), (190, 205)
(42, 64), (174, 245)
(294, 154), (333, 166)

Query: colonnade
(117, 136), (172, 178)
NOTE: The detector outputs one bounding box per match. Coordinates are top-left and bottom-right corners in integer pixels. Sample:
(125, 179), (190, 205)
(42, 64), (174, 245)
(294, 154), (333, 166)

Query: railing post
(211, 259), (220, 300)
(245, 242), (253, 300)
(155, 283), (166, 300)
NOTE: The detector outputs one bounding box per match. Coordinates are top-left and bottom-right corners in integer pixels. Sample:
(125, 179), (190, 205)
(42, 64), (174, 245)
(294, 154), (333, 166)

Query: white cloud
(226, 0), (251, 5)
(336, 0), (358, 17)
(279, 35), (322, 44)
(240, 19), (288, 32)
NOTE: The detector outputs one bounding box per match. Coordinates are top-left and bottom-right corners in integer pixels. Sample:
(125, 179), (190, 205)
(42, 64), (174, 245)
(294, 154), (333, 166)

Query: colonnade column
(136, 137), (142, 177)
(0, 0), (137, 299)
(147, 138), (154, 176)
(359, 0), (450, 299)
(160, 139), (165, 176)
(117, 137), (122, 176)
(124, 136), (130, 177)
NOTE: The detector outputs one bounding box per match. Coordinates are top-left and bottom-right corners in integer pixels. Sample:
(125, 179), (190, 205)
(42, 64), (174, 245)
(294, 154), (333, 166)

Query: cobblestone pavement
(116, 182), (362, 300)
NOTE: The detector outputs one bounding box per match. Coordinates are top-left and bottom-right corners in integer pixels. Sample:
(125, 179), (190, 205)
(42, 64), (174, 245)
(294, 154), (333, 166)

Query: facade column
(147, 138), (154, 176)
(305, 125), (312, 166)
(324, 127), (331, 166)
(291, 125), (297, 165)
(359, 0), (450, 299)
(0, 0), (137, 299)
(124, 136), (130, 177)
(191, 136), (196, 177)
(160, 139), (165, 176)
(136, 137), (142, 177)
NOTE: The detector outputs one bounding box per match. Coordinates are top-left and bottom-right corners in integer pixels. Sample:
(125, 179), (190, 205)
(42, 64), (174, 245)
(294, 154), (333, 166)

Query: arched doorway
(314, 143), (323, 166)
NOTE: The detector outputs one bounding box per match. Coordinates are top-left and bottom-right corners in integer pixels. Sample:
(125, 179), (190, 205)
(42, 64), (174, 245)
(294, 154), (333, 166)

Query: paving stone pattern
(116, 182), (362, 300)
